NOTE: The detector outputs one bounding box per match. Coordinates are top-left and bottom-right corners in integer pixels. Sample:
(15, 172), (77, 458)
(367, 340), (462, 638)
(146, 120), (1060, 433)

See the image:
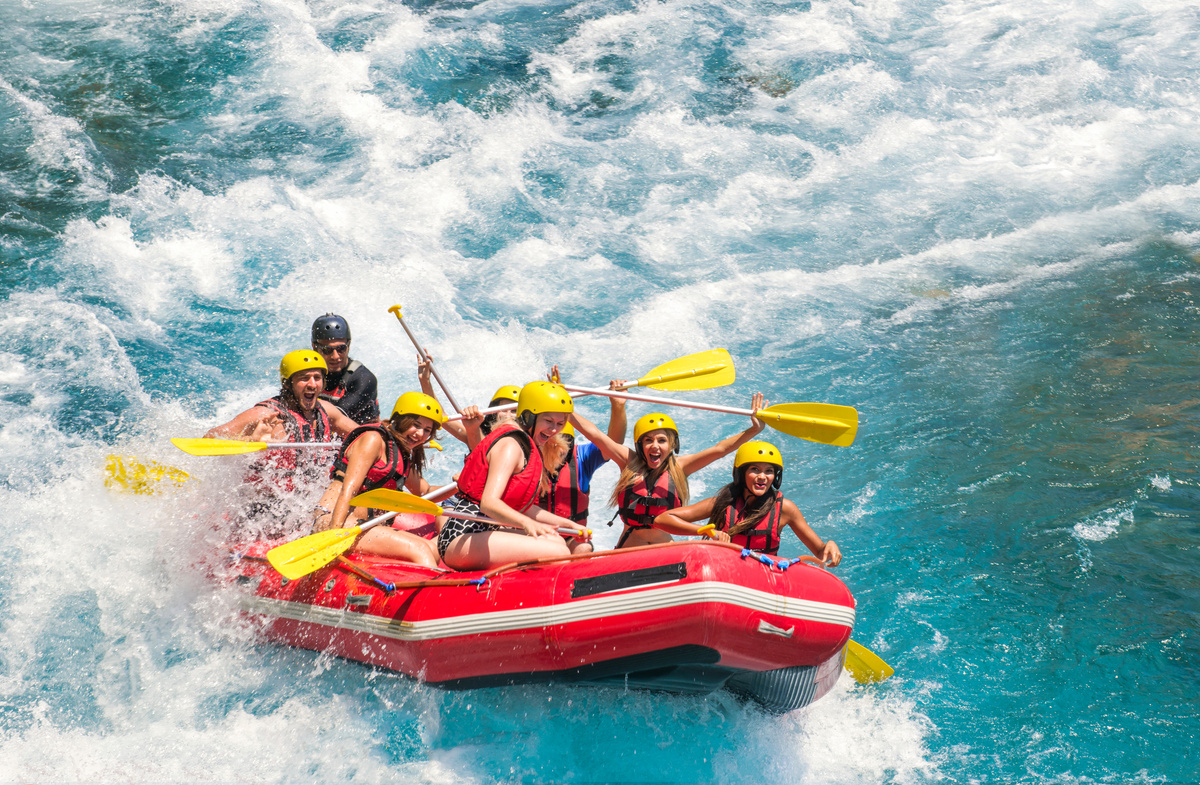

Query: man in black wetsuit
(311, 313), (380, 424)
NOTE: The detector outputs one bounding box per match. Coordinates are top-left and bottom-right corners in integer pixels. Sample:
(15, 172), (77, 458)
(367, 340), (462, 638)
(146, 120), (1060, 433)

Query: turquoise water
(2, 0), (1199, 781)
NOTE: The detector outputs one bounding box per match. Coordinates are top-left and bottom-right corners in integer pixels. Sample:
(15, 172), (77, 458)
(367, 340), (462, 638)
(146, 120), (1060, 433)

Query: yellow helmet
(733, 440), (783, 489)
(489, 385), (522, 406)
(633, 412), (679, 445)
(280, 350), (327, 381)
(561, 422), (576, 439)
(391, 391), (447, 424)
(734, 441), (783, 469)
(517, 381), (573, 429)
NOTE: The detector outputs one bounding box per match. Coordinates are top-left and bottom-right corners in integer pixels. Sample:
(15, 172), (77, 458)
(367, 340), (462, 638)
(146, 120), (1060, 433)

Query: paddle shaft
(266, 441), (338, 449)
(441, 350), (735, 422)
(560, 384), (853, 432)
(442, 394), (602, 422)
(389, 305), (461, 413)
(561, 384), (755, 418)
(353, 482), (457, 537)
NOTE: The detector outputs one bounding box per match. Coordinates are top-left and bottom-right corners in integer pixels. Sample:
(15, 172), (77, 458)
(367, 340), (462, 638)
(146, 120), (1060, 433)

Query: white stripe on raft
(238, 580), (856, 642)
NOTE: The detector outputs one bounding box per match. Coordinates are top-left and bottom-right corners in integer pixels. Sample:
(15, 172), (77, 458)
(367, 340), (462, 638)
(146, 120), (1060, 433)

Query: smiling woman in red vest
(311, 391), (450, 568)
(652, 441), (841, 565)
(438, 382), (591, 571)
(569, 393), (767, 549)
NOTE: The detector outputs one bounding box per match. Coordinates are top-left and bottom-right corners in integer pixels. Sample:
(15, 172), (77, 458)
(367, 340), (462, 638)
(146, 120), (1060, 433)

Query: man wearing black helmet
(311, 313), (380, 425)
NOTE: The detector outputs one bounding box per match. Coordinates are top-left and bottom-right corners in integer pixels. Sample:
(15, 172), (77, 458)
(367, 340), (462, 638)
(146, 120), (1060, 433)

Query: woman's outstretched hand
(749, 392), (767, 434)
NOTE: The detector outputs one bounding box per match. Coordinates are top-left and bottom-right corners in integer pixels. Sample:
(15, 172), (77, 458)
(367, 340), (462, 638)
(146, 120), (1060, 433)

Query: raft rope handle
(738, 549), (826, 571)
(336, 556), (396, 593)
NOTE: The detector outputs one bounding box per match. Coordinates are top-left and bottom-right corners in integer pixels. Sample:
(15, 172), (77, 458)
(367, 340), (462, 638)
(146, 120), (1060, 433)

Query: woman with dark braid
(653, 441), (841, 565)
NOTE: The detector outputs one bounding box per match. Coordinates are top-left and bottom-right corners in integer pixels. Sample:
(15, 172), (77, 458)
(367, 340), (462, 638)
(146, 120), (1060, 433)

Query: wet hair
(482, 397), (520, 437)
(538, 431), (571, 496)
(609, 430), (689, 509)
(708, 467), (779, 536)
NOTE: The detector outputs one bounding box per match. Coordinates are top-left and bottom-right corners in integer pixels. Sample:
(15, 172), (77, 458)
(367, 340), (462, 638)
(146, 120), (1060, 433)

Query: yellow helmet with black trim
(561, 422), (576, 439)
(733, 440), (783, 489)
(391, 391), (447, 424)
(489, 385), (522, 406)
(733, 441), (783, 469)
(516, 382), (572, 431)
(517, 382), (573, 416)
(633, 412), (678, 445)
(280, 350), (327, 382)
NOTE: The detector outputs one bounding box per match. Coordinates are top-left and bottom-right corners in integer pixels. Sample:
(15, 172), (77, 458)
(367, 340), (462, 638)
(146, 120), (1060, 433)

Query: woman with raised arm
(438, 382), (591, 570)
(653, 441), (841, 565)
(311, 392), (451, 568)
(570, 392), (767, 549)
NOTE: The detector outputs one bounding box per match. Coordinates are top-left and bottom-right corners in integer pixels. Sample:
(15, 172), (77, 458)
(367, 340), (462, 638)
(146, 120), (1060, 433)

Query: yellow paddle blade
(351, 489), (444, 516)
(844, 639), (894, 684)
(104, 455), (191, 495)
(170, 437), (271, 456)
(267, 528), (360, 580)
(634, 349), (736, 391)
(758, 402), (858, 447)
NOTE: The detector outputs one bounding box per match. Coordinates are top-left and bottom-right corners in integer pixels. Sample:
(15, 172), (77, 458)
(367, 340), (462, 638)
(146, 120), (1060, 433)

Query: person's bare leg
(443, 530), (570, 571)
(353, 527), (438, 568)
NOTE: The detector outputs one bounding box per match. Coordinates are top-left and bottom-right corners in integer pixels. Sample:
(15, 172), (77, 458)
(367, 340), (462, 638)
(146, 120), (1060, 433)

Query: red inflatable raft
(228, 540), (855, 712)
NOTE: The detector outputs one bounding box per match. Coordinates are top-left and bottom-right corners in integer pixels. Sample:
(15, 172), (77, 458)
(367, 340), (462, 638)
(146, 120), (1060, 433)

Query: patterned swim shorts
(436, 495), (503, 559)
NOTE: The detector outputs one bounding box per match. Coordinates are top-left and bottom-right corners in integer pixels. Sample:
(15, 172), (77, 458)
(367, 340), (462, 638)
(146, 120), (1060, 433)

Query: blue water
(2, 0), (1199, 781)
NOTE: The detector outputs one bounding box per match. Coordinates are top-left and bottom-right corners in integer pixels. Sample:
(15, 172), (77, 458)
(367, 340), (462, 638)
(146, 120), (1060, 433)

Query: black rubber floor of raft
(431, 644), (731, 693)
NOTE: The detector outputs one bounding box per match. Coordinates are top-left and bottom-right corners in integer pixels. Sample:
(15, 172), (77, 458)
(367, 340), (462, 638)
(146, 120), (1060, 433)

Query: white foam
(0, 76), (109, 201)
(1072, 502), (1134, 543)
(716, 678), (939, 783)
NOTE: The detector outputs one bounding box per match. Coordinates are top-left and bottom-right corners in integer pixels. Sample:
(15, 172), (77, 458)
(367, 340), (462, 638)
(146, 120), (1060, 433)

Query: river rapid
(1, 0), (1198, 782)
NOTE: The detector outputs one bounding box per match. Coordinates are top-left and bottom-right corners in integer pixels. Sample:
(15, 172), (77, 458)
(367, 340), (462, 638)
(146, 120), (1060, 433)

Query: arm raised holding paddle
(569, 392), (768, 550)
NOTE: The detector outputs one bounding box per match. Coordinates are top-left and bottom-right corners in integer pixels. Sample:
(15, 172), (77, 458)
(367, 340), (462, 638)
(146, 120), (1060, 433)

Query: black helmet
(312, 313), (350, 343)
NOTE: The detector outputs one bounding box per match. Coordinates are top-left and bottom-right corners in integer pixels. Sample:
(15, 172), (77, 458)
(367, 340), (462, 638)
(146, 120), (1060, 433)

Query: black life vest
(616, 470), (681, 529)
(720, 492), (786, 555)
(540, 446), (589, 523)
(331, 424), (407, 493)
(319, 359), (362, 403)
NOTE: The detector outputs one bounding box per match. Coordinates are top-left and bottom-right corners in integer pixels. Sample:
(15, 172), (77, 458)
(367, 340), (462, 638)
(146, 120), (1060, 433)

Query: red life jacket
(539, 446), (589, 523)
(720, 493), (786, 555)
(617, 470), (681, 529)
(330, 424), (407, 492)
(457, 424), (543, 512)
(245, 395), (334, 493)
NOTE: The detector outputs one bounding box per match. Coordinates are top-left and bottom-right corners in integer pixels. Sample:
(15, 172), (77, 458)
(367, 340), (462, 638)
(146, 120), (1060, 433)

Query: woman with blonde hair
(438, 382), (590, 570)
(569, 392), (766, 548)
